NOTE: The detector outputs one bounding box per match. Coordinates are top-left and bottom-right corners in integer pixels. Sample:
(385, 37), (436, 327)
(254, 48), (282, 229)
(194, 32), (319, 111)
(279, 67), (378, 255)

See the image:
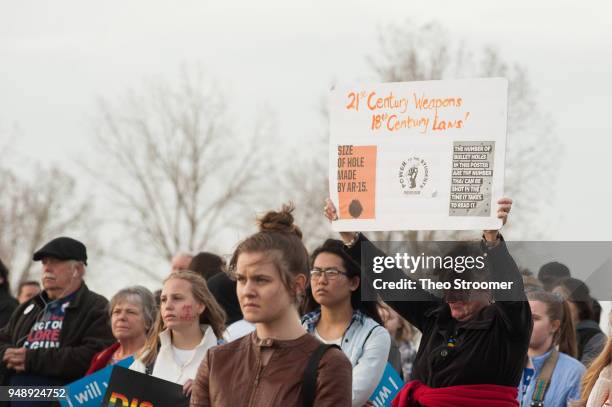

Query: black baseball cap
(32, 237), (88, 265)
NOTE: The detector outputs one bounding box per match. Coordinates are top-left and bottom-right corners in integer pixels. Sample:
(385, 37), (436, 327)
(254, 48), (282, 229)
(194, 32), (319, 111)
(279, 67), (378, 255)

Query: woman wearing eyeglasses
(302, 239), (391, 407)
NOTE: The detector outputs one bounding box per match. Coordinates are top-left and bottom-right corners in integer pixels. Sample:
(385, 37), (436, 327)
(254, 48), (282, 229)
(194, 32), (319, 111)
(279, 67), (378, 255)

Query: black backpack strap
(361, 324), (383, 354)
(302, 344), (341, 407)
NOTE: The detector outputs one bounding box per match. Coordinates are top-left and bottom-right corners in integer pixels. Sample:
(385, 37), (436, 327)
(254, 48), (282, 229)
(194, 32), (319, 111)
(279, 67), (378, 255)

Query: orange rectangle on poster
(338, 145), (377, 219)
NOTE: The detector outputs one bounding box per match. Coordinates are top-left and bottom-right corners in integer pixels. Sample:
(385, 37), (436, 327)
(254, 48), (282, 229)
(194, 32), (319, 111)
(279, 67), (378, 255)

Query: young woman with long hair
(578, 334), (612, 407)
(130, 271), (226, 396)
(519, 290), (585, 407)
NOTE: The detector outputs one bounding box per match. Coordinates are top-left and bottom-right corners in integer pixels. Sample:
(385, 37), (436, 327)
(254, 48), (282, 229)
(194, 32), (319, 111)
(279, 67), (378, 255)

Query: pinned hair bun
(258, 203), (303, 239)
(230, 202), (309, 302)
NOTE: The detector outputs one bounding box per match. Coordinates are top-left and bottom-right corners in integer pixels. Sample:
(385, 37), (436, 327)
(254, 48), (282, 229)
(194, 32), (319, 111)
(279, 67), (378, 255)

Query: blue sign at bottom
(369, 363), (405, 407)
(61, 356), (134, 407)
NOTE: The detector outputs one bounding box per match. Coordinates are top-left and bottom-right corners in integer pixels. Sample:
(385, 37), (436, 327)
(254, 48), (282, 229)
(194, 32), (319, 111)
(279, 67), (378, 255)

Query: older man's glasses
(310, 268), (349, 281)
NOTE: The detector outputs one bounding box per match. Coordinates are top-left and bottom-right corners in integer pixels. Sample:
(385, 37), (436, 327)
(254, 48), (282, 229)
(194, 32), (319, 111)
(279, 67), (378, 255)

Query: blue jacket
(302, 309), (391, 407)
(519, 349), (585, 407)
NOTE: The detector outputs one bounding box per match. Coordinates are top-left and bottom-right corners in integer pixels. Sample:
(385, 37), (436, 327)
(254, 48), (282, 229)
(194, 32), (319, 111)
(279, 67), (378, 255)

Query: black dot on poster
(349, 199), (363, 218)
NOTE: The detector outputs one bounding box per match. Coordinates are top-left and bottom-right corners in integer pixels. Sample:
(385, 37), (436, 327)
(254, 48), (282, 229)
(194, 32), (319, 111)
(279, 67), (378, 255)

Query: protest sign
(102, 366), (189, 407)
(369, 363), (404, 407)
(61, 356), (133, 407)
(329, 78), (507, 231)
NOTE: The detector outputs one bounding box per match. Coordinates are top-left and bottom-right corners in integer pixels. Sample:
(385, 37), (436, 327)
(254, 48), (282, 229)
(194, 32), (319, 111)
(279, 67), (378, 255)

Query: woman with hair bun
(190, 204), (352, 407)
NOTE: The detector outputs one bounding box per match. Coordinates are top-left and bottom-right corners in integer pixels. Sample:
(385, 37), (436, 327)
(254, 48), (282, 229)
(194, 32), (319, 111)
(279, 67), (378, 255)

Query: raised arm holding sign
(323, 197), (532, 407)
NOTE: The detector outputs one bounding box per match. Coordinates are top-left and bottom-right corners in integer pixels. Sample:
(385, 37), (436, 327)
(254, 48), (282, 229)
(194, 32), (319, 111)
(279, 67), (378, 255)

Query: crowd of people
(0, 198), (608, 406)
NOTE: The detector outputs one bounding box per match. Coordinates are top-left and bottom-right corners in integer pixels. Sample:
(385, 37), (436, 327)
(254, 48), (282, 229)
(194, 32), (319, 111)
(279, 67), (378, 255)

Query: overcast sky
(1, 0), (611, 295)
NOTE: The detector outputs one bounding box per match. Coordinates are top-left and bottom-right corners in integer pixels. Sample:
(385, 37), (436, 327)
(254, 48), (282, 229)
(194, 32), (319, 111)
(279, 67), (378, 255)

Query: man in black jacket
(0, 237), (114, 404)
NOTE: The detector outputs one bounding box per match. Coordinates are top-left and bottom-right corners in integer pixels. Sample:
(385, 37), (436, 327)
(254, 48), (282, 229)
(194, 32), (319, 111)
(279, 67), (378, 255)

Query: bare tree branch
(86, 68), (274, 275)
(0, 164), (92, 286)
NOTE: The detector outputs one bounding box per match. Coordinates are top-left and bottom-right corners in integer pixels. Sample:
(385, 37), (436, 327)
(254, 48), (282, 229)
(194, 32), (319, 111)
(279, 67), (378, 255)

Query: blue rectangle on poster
(60, 356), (134, 407)
(369, 363), (404, 407)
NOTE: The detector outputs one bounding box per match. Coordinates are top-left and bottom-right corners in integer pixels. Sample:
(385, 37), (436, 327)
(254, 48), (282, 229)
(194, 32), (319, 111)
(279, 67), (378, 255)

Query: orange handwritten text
(413, 93), (462, 112)
(367, 92), (409, 113)
(432, 112), (471, 131)
(387, 115), (429, 133)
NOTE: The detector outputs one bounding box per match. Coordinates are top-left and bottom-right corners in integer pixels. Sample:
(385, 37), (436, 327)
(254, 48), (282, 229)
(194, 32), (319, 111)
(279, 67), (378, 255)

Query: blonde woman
(130, 271), (225, 396)
(578, 336), (612, 406)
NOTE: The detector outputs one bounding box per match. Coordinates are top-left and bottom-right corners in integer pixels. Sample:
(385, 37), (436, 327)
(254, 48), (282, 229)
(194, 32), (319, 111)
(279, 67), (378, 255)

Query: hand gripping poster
(329, 78), (507, 231)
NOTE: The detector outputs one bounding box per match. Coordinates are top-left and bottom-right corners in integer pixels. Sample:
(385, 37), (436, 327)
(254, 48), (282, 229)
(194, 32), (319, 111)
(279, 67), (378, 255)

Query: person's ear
(349, 276), (360, 292)
(550, 319), (561, 335)
(196, 302), (206, 316)
(73, 262), (84, 278)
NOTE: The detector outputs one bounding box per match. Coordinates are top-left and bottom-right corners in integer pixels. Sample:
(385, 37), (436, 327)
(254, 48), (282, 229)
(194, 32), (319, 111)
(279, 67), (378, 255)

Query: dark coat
(0, 283), (114, 386)
(345, 234), (533, 388)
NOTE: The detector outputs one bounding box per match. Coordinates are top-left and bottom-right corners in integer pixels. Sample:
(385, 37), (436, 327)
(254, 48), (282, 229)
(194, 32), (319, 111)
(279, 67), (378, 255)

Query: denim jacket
(302, 310), (391, 407)
(519, 349), (585, 407)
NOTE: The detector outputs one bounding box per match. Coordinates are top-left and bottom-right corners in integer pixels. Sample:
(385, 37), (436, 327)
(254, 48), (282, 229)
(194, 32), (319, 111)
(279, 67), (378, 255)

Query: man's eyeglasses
(310, 268), (349, 281)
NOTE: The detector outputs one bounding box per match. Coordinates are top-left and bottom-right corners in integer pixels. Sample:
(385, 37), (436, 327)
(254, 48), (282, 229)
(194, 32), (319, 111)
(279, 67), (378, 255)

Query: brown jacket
(190, 331), (352, 407)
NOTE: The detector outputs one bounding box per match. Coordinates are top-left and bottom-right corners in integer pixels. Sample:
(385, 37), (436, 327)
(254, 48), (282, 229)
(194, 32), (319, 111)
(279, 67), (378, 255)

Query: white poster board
(329, 78), (507, 231)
